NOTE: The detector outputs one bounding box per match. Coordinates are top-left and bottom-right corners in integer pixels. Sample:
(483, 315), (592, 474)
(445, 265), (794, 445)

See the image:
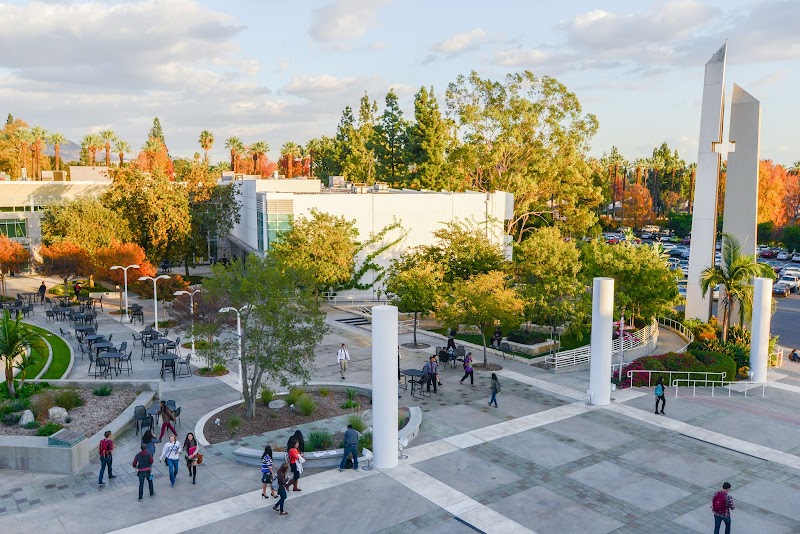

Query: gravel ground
(0, 388), (139, 437)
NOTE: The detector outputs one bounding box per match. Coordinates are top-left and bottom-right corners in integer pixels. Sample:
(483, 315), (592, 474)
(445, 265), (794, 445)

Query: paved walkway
(1, 288), (800, 533)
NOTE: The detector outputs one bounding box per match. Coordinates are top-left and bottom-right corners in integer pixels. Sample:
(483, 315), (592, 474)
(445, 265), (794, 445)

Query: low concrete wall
(0, 383), (158, 474)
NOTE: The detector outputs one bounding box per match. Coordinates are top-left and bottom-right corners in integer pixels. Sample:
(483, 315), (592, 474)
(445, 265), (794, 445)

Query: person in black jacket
(132, 444), (155, 501)
(287, 430), (304, 454)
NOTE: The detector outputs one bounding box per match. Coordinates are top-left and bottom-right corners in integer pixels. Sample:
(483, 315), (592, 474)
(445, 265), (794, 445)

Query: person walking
(184, 433), (200, 484)
(337, 343), (351, 379)
(132, 444), (155, 501)
(98, 430), (116, 485)
(446, 331), (456, 352)
(655, 376), (666, 415)
(287, 430), (305, 454)
(287, 439), (303, 491)
(141, 429), (160, 457)
(159, 435), (182, 487)
(460, 352), (474, 386)
(272, 463), (290, 515)
(488, 373), (501, 407)
(712, 482), (735, 534)
(338, 424), (359, 472)
(38, 282), (46, 303)
(261, 445), (277, 498)
(157, 400), (177, 440)
(424, 355), (440, 393)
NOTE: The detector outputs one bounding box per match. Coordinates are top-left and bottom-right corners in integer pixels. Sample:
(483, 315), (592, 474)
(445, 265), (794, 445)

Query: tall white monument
(750, 277), (772, 382)
(686, 44), (727, 321)
(371, 305), (399, 469)
(589, 277), (614, 406)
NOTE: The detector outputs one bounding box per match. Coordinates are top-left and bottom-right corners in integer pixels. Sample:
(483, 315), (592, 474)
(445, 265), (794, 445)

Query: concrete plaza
(0, 275), (800, 533)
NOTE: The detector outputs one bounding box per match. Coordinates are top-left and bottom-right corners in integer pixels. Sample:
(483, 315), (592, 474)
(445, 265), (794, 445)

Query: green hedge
(619, 350), (737, 388)
(689, 350), (737, 383)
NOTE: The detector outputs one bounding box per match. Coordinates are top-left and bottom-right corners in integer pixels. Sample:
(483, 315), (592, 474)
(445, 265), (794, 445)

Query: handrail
(628, 369), (726, 388)
(657, 316), (694, 353)
(546, 319), (658, 369)
(671, 378), (765, 398)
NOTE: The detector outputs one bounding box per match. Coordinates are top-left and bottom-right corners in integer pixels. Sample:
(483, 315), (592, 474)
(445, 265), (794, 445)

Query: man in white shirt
(337, 343), (351, 379)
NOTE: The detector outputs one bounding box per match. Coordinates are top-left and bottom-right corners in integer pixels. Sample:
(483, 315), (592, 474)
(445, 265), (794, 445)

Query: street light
(617, 306), (626, 383)
(174, 289), (201, 360)
(219, 305), (246, 386)
(138, 274), (170, 331)
(110, 264), (140, 322)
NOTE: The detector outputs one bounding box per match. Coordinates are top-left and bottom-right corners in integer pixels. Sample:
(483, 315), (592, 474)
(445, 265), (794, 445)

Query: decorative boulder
(19, 410), (35, 426)
(268, 399), (287, 410)
(48, 407), (69, 423)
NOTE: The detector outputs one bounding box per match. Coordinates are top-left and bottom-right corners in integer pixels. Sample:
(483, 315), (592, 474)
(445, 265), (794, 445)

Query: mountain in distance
(43, 140), (81, 163)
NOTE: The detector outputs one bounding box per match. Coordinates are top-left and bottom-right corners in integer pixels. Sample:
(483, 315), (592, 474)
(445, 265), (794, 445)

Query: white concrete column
(750, 277), (772, 383)
(371, 305), (399, 469)
(589, 277), (614, 406)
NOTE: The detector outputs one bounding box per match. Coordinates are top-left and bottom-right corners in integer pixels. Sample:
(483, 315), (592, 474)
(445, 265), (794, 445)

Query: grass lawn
(23, 324), (72, 379)
(19, 334), (49, 379)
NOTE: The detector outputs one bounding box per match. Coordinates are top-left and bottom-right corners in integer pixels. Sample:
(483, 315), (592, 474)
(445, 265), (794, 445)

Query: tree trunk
(482, 324), (488, 367)
(412, 311), (418, 346)
(55, 146), (61, 170)
(184, 257), (191, 278)
(721, 302), (730, 342)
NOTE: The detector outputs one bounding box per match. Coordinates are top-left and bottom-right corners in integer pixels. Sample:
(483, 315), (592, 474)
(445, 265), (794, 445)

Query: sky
(0, 0), (798, 165)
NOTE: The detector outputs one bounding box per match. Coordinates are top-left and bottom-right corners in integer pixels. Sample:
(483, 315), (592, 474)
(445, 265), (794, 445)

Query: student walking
(98, 430), (116, 485)
(488, 373), (501, 407)
(337, 343), (351, 379)
(184, 433), (200, 484)
(287, 430), (305, 454)
(287, 439), (303, 491)
(655, 376), (666, 415)
(157, 400), (177, 440)
(132, 444), (155, 501)
(712, 482), (735, 534)
(424, 355), (440, 393)
(141, 429), (160, 457)
(159, 435), (182, 487)
(460, 352), (474, 386)
(272, 463), (291, 515)
(338, 424), (359, 471)
(261, 445), (277, 498)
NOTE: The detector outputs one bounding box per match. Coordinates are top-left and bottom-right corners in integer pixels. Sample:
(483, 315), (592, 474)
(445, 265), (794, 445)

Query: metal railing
(323, 290), (387, 304)
(627, 369), (726, 388)
(546, 320), (658, 369)
(771, 348), (783, 368)
(657, 316), (694, 353)
(672, 378), (765, 398)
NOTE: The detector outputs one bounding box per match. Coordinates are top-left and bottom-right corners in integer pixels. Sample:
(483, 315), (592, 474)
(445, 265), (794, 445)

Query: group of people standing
(260, 430), (305, 515)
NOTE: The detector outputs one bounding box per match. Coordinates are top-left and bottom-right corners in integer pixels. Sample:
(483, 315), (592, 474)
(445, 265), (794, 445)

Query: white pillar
(371, 305), (399, 469)
(750, 277), (772, 383)
(589, 277), (614, 406)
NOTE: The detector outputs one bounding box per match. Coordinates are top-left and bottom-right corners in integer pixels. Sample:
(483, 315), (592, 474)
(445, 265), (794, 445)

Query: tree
(417, 220), (506, 283)
(103, 167), (191, 261)
(0, 236), (30, 299)
(280, 142), (302, 178)
(758, 160), (791, 226)
(384, 254), (444, 347)
(37, 241), (92, 295)
(203, 256), (327, 419)
(1, 310), (41, 398)
(81, 133), (103, 166)
(139, 137), (173, 176)
(580, 240), (678, 323)
(438, 271), (524, 366)
(373, 89), (407, 184)
(667, 212), (692, 237)
(30, 126), (48, 179)
(622, 183), (655, 230)
(249, 141), (269, 176)
(225, 137), (244, 173)
(405, 86), (452, 190)
(92, 241), (156, 284)
(48, 132), (66, 171)
(114, 139), (131, 166)
(0, 116), (29, 179)
(270, 209), (359, 296)
(306, 136), (338, 179)
(199, 130), (214, 164)
(337, 94), (378, 183)
(782, 225), (800, 253)
(99, 130), (116, 166)
(41, 197), (132, 253)
(514, 227), (586, 343)
(149, 117), (166, 146)
(700, 233), (775, 341)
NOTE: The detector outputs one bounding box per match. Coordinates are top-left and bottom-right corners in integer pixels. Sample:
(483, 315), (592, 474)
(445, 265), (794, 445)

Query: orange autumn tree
(92, 241), (157, 285)
(0, 236), (30, 298)
(758, 160), (791, 226)
(622, 183), (655, 229)
(37, 241), (92, 295)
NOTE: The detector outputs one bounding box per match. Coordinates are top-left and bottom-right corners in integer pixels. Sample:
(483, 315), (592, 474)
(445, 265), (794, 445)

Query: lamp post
(219, 306), (245, 386)
(110, 264), (140, 323)
(138, 274), (170, 331)
(174, 289), (201, 359)
(618, 306), (626, 383)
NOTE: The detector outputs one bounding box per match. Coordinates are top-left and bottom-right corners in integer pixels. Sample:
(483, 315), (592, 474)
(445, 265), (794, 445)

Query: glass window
(0, 219), (26, 238)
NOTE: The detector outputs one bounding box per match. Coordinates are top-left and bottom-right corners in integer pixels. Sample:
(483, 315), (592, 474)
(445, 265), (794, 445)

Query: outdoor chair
(131, 308), (144, 325)
(117, 341), (127, 353)
(107, 333), (113, 342)
(96, 357), (112, 379)
(45, 309), (56, 322)
(499, 342), (512, 360)
(133, 405), (151, 435)
(45, 297), (53, 308)
(410, 375), (431, 398)
(177, 353), (192, 378)
(58, 327), (72, 339)
(22, 304), (33, 318)
(173, 406), (182, 426)
(119, 351), (133, 376)
(167, 337), (181, 356)
(79, 343), (89, 362)
(141, 339), (153, 361)
(132, 332), (142, 346)
(166, 399), (177, 412)
(87, 352), (98, 377)
(163, 329), (169, 338)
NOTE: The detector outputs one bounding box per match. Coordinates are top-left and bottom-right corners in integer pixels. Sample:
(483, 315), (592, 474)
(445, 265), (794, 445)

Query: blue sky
(1, 0), (797, 165)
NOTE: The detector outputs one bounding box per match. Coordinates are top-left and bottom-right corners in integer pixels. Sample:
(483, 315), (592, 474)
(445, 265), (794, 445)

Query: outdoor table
(57, 296), (71, 306)
(75, 325), (93, 339)
(97, 351), (123, 376)
(147, 405), (160, 425)
(157, 353), (179, 381)
(401, 369), (426, 397)
(150, 338), (171, 355)
(84, 334), (105, 347)
(6, 306), (23, 316)
(21, 292), (38, 305)
(93, 341), (114, 355)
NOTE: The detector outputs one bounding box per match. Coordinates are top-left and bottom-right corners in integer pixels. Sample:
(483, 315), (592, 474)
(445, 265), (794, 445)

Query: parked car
(793, 253), (800, 262)
(715, 241), (722, 251)
(778, 275), (800, 292)
(681, 237), (691, 245)
(777, 251), (790, 261)
(712, 284), (720, 300)
(641, 232), (653, 240)
(760, 249), (777, 259)
(670, 236), (682, 243)
(773, 282), (791, 297)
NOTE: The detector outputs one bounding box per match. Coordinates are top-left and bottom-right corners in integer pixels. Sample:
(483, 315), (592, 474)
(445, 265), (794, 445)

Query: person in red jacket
(98, 430), (116, 485)
(132, 444), (155, 501)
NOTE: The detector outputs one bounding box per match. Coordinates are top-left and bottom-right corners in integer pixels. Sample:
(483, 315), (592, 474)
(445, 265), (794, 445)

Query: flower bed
(616, 350), (737, 389)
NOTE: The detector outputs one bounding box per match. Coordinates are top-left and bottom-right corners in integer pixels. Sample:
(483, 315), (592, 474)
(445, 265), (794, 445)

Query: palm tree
(0, 309), (40, 398)
(790, 161), (800, 176)
(30, 126), (47, 179)
(142, 137), (162, 170)
(81, 133), (103, 166)
(99, 130), (116, 166)
(49, 132), (66, 170)
(249, 141), (269, 175)
(281, 142), (301, 178)
(17, 128), (32, 176)
(114, 139), (131, 166)
(199, 130), (214, 164)
(700, 233), (774, 342)
(225, 136), (244, 173)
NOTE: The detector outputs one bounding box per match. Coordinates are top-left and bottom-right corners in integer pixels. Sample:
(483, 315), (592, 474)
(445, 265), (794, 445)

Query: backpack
(99, 439), (110, 458)
(655, 384), (664, 396)
(494, 379), (501, 393)
(712, 491), (727, 514)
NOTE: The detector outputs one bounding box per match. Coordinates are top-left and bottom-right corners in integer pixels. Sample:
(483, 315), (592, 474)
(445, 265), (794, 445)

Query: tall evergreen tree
(405, 86), (451, 190)
(334, 106), (355, 178)
(372, 89), (407, 184)
(149, 117), (166, 146)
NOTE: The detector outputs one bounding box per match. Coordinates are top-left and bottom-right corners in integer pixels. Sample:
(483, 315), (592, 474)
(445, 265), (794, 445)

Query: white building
(227, 178), (514, 297)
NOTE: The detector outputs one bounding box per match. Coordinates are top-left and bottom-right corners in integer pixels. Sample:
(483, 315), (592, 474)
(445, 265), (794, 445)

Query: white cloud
(431, 28), (487, 56)
(309, 0), (388, 44)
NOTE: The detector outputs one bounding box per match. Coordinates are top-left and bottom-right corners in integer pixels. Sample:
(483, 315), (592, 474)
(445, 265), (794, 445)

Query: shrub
(340, 399), (360, 410)
(286, 387), (305, 406)
(212, 364), (227, 374)
(93, 385), (113, 397)
(23, 421), (40, 429)
(346, 388), (358, 401)
(307, 430), (333, 452)
(31, 392), (55, 419)
(1, 413), (20, 426)
(319, 387), (330, 397)
(8, 398), (30, 412)
(260, 387), (275, 405)
(347, 413), (366, 433)
(36, 422), (63, 436)
(54, 390), (83, 411)
(297, 396), (315, 416)
(506, 329), (547, 345)
(228, 415), (241, 435)
(690, 350), (737, 383)
(357, 432), (372, 453)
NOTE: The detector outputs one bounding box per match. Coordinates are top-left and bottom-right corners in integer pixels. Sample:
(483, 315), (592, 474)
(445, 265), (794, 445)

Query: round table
(157, 353), (179, 381)
(150, 338), (172, 354)
(97, 351), (123, 376)
(93, 341), (114, 355)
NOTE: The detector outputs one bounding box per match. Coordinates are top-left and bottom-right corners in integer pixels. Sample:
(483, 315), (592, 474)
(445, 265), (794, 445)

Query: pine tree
(405, 86), (451, 190)
(149, 117), (166, 146)
(337, 95), (378, 184)
(373, 89), (408, 184)
(334, 106), (355, 178)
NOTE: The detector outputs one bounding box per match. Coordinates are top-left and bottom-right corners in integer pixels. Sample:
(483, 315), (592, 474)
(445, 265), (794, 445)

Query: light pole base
(120, 312), (129, 323)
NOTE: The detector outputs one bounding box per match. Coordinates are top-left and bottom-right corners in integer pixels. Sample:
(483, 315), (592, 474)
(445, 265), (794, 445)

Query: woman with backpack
(488, 373), (501, 407)
(157, 400), (177, 440)
(261, 445), (277, 499)
(141, 429), (160, 457)
(460, 352), (474, 386)
(655, 376), (666, 415)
